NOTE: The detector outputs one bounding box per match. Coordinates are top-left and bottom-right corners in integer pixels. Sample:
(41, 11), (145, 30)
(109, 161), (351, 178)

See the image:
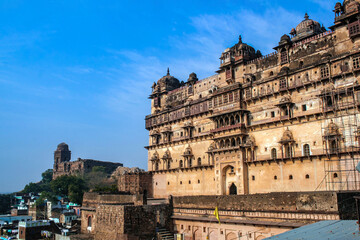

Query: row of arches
(213, 112), (245, 129)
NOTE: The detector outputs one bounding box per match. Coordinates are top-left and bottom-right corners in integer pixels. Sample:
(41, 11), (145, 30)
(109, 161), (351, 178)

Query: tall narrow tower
(54, 142), (71, 164)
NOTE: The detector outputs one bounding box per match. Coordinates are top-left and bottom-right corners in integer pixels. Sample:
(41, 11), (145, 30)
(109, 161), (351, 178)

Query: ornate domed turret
(291, 13), (326, 42)
(220, 35), (259, 65)
(152, 68), (181, 96)
(187, 72), (198, 85)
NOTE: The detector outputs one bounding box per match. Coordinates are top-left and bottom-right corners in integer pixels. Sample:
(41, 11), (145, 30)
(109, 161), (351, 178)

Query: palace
(145, 1), (360, 198)
(81, 1), (360, 240)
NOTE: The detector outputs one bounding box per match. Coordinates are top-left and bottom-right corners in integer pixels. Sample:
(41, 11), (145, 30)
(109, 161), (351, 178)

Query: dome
(156, 68), (181, 93)
(291, 13), (326, 42)
(187, 72), (198, 84)
(57, 142), (69, 151)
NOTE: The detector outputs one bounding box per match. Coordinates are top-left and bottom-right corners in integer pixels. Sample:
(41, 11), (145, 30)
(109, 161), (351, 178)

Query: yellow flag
(213, 206), (220, 224)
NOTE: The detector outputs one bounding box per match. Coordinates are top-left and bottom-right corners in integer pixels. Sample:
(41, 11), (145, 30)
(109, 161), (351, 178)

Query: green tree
(41, 169), (53, 183)
(36, 191), (58, 207)
(50, 175), (88, 204)
(0, 194), (12, 214)
(22, 182), (43, 194)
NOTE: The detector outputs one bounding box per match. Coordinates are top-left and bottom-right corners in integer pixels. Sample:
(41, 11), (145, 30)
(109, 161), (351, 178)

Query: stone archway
(222, 165), (237, 195)
(229, 183), (237, 195)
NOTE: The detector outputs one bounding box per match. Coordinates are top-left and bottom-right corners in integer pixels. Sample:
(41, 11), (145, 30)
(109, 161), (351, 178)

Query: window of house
(189, 180), (191, 184)
(203, 227), (206, 232)
(189, 158), (192, 167)
(281, 50), (288, 63)
(252, 175), (255, 181)
(320, 66), (329, 78)
(349, 21), (360, 37)
(180, 181), (182, 185)
(334, 173), (338, 178)
(302, 104), (307, 111)
(214, 97), (218, 107)
(353, 56), (360, 70)
(229, 92), (233, 102)
(218, 96), (223, 105)
(303, 144), (310, 156)
(245, 89), (251, 99)
(234, 91), (239, 101)
(279, 78), (287, 90)
(179, 160), (183, 168)
(198, 179), (200, 183)
(274, 175), (277, 180)
(285, 144), (292, 158)
(289, 175), (293, 180)
(305, 174), (310, 179)
(197, 157), (201, 166)
(223, 94), (228, 104)
(167, 161), (171, 169)
(330, 140), (338, 154)
(271, 148), (277, 159)
(198, 128), (201, 133)
(271, 111), (275, 118)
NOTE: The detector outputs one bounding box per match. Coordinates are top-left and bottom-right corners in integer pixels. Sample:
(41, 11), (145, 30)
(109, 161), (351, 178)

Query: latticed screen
(245, 89), (251, 99)
(349, 21), (360, 37)
(226, 69), (232, 79)
(281, 50), (288, 63)
(320, 66), (329, 78)
(223, 93), (228, 104)
(279, 78), (287, 90)
(353, 56), (360, 70)
(154, 97), (159, 107)
(229, 92), (233, 102)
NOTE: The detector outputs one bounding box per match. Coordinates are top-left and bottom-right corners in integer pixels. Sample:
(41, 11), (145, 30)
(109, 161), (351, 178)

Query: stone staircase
(157, 227), (174, 240)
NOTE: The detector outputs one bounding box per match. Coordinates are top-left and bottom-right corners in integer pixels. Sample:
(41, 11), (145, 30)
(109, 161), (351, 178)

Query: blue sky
(0, 0), (338, 192)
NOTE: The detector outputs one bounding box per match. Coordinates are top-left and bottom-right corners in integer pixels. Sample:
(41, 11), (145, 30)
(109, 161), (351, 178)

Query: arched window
(155, 162), (159, 171)
(269, 71), (274, 76)
(271, 148), (277, 159)
(231, 138), (236, 147)
(303, 144), (310, 156)
(333, 173), (338, 178)
(197, 157), (201, 166)
(230, 116), (235, 125)
(167, 161), (171, 169)
(189, 158), (192, 167)
(236, 114), (240, 124)
(179, 160), (183, 168)
(274, 175), (277, 180)
(305, 174), (310, 179)
(289, 175), (293, 180)
(87, 216), (92, 228)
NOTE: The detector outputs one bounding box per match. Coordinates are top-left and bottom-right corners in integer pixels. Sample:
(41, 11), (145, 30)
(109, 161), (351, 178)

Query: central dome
(155, 68), (181, 93)
(290, 13), (326, 42)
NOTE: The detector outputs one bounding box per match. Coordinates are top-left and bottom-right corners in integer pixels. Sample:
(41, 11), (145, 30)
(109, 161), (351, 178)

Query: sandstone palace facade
(145, 0), (360, 198)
